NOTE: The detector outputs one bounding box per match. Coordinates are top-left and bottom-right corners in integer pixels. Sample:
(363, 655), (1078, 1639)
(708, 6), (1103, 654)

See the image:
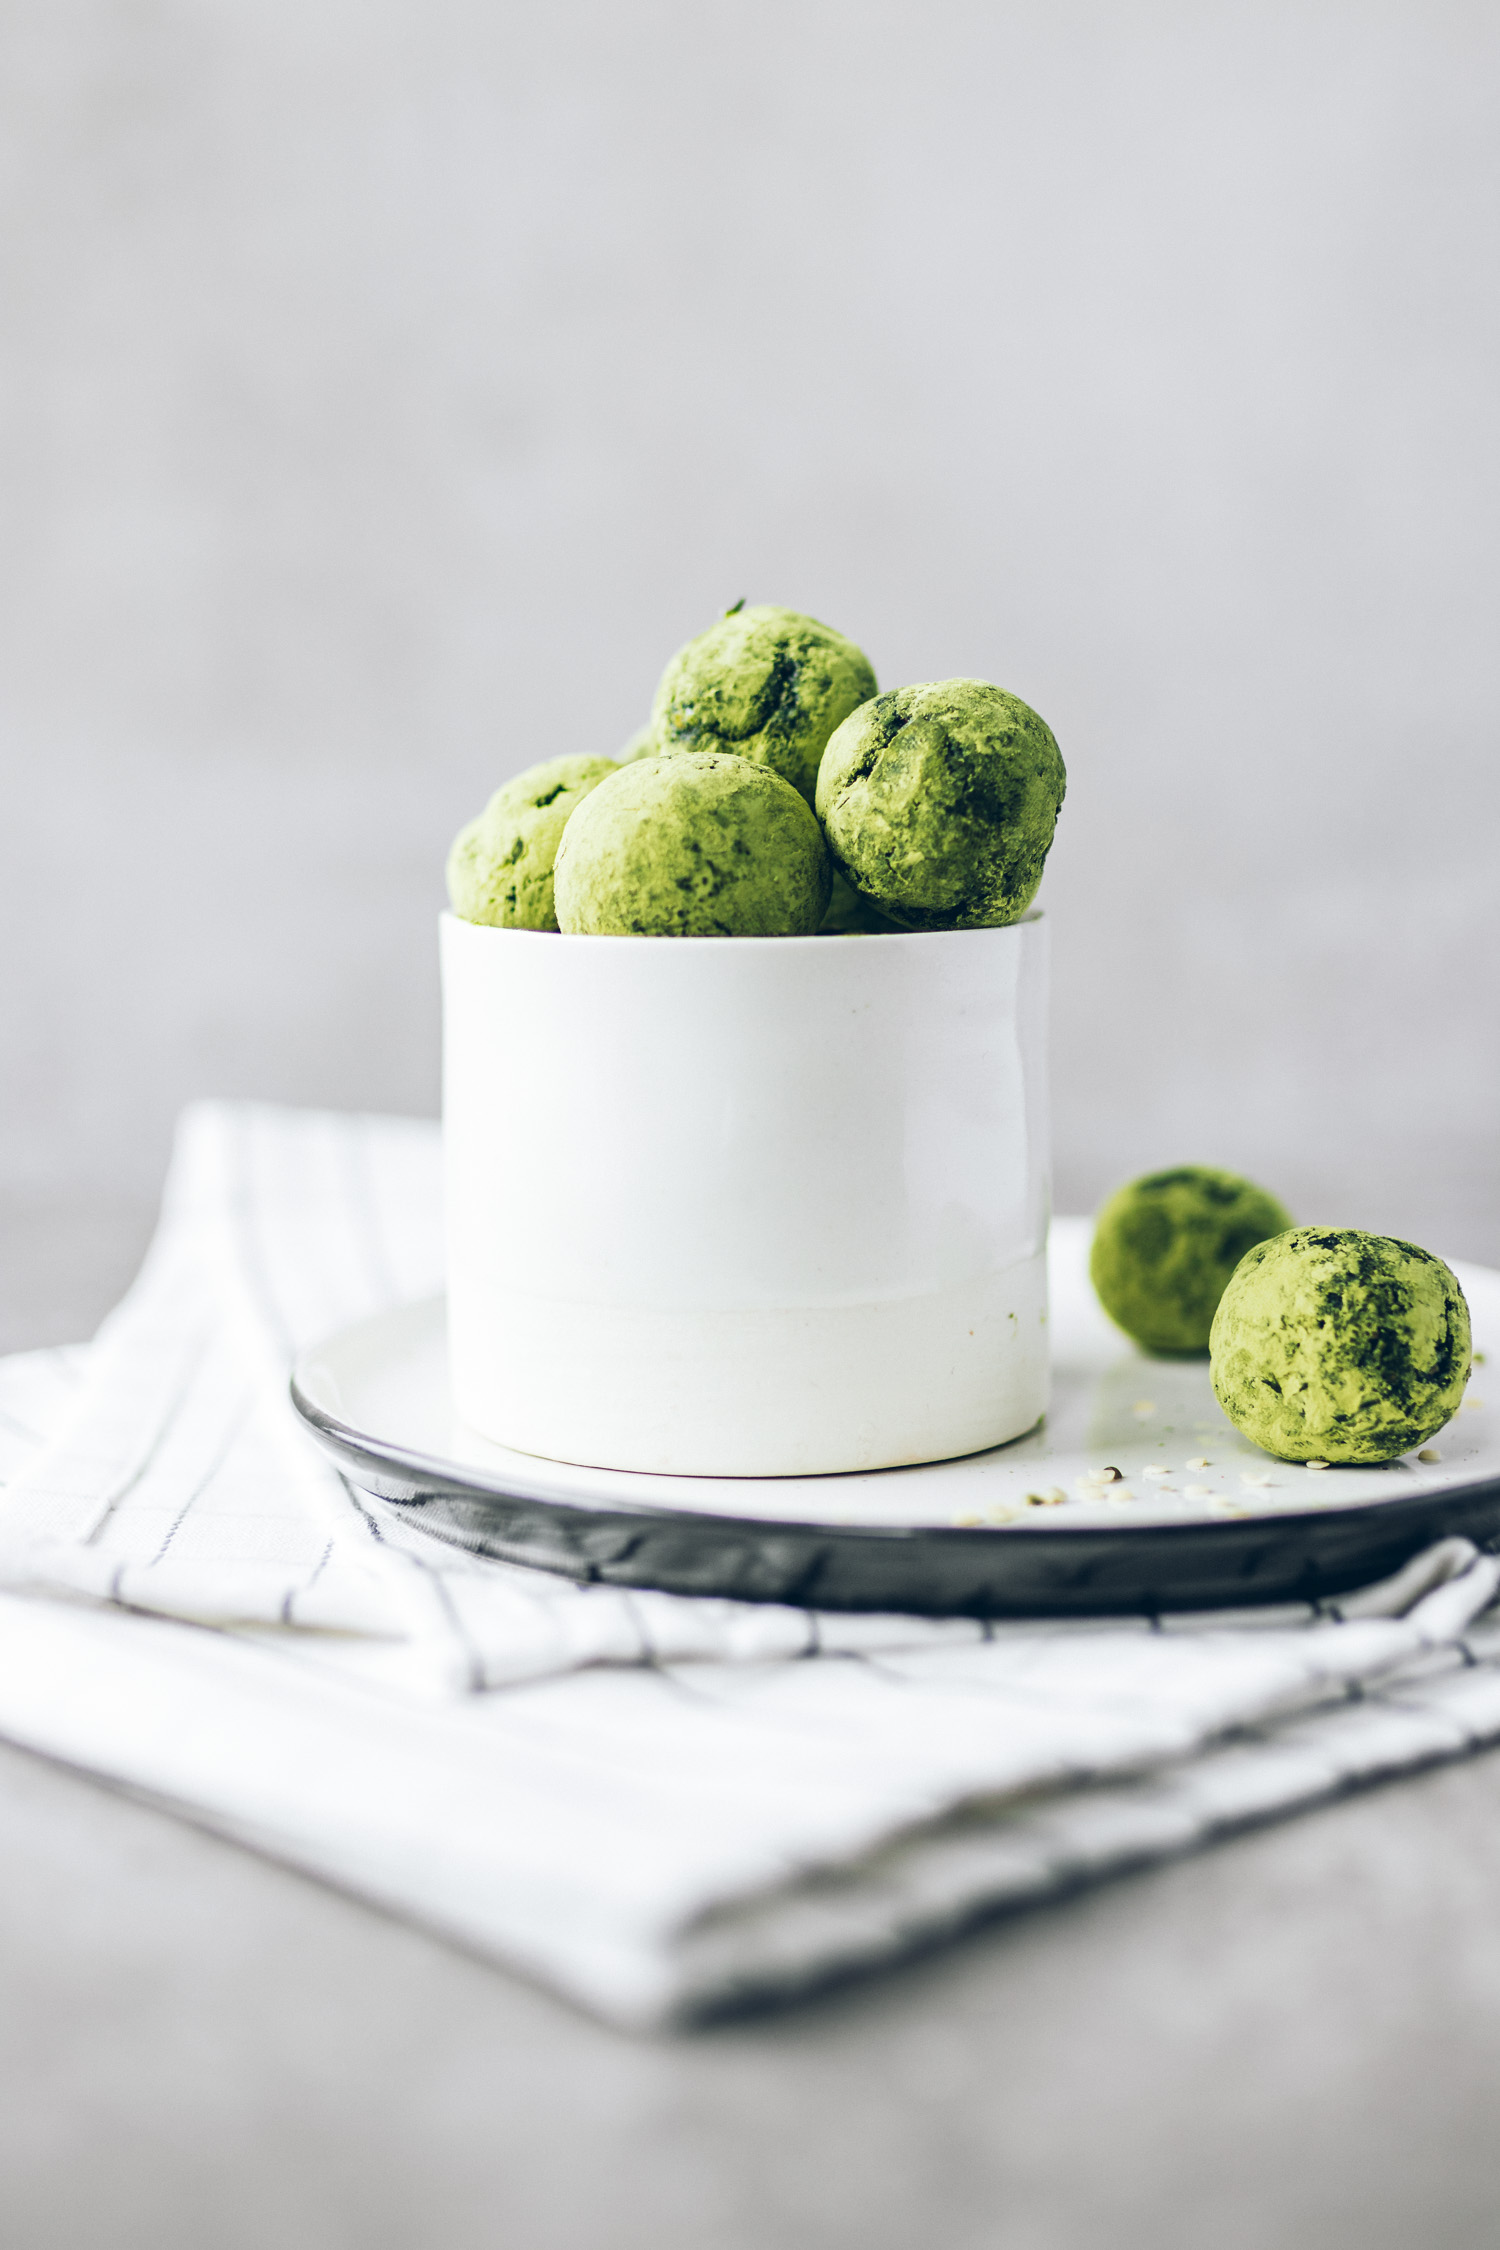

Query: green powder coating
(815, 680), (1066, 930)
(1210, 1228), (1472, 1463)
(553, 751), (831, 937)
(650, 604), (877, 804)
(1090, 1167), (1294, 1355)
(446, 755), (619, 931)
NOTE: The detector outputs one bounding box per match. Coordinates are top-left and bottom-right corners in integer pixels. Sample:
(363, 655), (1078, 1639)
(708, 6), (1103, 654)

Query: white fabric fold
(1, 1101), (1497, 2027)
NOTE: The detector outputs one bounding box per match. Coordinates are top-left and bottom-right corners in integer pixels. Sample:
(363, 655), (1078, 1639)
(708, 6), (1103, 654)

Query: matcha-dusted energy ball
(554, 751), (831, 936)
(1211, 1229), (1472, 1463)
(816, 680), (1065, 930)
(650, 603), (877, 803)
(447, 755), (618, 930)
(1091, 1167), (1294, 1354)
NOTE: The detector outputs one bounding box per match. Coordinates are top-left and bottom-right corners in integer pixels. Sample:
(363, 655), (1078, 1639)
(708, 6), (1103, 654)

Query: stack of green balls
(447, 597), (1472, 1477)
(444, 600), (1068, 939)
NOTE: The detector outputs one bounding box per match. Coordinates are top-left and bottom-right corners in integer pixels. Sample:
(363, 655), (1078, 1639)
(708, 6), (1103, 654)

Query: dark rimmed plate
(290, 1219), (1500, 1617)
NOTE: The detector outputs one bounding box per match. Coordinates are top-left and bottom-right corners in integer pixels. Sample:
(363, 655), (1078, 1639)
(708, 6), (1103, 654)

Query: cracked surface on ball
(1210, 1227), (1472, 1462)
(650, 604), (877, 803)
(815, 679), (1065, 930)
(553, 751), (831, 936)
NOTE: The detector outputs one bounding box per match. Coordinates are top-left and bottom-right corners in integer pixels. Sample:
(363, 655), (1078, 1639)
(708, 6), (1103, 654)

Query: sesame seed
(1417, 1448), (1441, 1464)
(1025, 1487), (1067, 1507)
(1305, 1459), (1330, 1471)
(1143, 1466), (1173, 1481)
(1186, 1456), (1211, 1470)
(1240, 1472), (1273, 1488)
(1184, 1484), (1216, 1499)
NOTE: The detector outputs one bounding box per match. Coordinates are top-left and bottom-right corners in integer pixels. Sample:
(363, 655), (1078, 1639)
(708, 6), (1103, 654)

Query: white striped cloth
(1, 1101), (1498, 2027)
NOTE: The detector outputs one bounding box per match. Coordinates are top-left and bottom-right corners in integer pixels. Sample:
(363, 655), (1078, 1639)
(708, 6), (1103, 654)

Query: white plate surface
(297, 1219), (1500, 1533)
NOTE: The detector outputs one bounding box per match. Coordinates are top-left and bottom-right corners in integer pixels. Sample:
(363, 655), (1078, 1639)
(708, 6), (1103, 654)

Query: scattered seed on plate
(1025, 1487), (1067, 1507)
(1239, 1471), (1274, 1488)
(1305, 1459), (1330, 1471)
(953, 1512), (987, 1527)
(1417, 1448), (1441, 1464)
(1143, 1465), (1172, 1481)
(1185, 1456), (1211, 1470)
(1184, 1484), (1216, 1499)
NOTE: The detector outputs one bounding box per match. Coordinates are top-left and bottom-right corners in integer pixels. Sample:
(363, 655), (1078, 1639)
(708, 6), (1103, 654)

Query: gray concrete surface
(6, 1559), (1500, 2248)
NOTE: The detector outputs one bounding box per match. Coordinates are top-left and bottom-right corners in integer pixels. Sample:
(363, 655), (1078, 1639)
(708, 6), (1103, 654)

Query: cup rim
(439, 907), (1044, 949)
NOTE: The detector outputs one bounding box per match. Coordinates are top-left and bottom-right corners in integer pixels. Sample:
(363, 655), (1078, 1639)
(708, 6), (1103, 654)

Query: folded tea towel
(2, 1102), (1499, 2028)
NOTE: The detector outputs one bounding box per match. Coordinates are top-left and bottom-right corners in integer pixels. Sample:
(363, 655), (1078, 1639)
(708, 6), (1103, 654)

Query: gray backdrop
(3, 0), (1498, 1344)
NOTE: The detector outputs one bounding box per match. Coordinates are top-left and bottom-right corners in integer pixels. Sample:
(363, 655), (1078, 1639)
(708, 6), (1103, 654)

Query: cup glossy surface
(442, 912), (1050, 1475)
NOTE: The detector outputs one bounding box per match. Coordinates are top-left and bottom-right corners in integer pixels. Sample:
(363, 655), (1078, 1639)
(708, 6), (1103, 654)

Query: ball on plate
(446, 755), (619, 931)
(650, 602), (877, 804)
(815, 679), (1065, 930)
(1210, 1228), (1472, 1463)
(1090, 1166), (1294, 1355)
(553, 751), (831, 936)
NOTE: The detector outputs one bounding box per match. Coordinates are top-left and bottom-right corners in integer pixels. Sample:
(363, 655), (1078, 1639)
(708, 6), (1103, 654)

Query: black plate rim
(289, 1360), (1500, 1617)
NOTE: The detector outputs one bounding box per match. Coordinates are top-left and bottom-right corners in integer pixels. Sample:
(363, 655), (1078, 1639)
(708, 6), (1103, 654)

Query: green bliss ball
(815, 679), (1066, 930)
(446, 755), (619, 930)
(1090, 1167), (1294, 1355)
(553, 751), (831, 936)
(1210, 1228), (1472, 1463)
(650, 603), (877, 803)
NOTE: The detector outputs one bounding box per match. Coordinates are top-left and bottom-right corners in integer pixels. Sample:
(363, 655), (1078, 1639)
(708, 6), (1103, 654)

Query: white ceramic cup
(442, 911), (1050, 1476)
